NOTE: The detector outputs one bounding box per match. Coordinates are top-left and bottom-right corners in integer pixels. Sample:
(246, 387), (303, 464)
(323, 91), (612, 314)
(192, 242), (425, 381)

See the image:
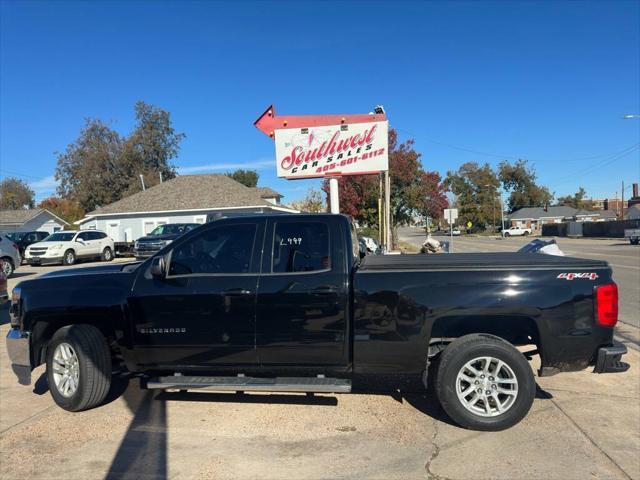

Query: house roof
(85, 174), (289, 216)
(0, 208), (69, 226)
(508, 206), (577, 220)
(575, 208), (618, 219)
(255, 187), (283, 199)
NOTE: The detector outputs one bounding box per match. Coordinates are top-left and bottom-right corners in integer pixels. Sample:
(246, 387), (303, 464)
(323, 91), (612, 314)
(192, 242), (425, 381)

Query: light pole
(484, 184), (498, 233)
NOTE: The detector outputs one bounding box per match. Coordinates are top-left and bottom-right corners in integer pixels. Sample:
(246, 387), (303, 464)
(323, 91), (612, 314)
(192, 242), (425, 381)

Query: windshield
(149, 224), (198, 235)
(43, 232), (76, 242)
(4, 232), (25, 241)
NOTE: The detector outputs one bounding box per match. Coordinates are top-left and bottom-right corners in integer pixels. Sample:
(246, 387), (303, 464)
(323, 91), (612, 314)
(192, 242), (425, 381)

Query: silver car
(0, 234), (22, 277)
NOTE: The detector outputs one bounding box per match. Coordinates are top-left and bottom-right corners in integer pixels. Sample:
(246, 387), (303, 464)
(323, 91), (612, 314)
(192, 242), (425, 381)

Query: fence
(542, 219), (640, 238)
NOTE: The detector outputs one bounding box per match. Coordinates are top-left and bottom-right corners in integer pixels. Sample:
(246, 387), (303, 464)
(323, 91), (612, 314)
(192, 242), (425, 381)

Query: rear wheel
(523, 231), (530, 236)
(435, 333), (535, 431)
(102, 247), (113, 262)
(46, 325), (112, 412)
(1, 257), (14, 277)
(631, 238), (639, 245)
(63, 249), (76, 266)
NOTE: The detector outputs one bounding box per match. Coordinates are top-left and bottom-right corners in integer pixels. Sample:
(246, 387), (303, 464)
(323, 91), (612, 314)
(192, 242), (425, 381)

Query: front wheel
(435, 333), (535, 431)
(1, 257), (14, 277)
(63, 249), (76, 266)
(102, 247), (113, 262)
(504, 232), (510, 237)
(46, 324), (112, 412)
(631, 238), (639, 245)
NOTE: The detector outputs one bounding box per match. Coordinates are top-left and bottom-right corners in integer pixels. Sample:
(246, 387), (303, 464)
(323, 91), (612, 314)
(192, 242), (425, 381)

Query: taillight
(595, 283), (618, 327)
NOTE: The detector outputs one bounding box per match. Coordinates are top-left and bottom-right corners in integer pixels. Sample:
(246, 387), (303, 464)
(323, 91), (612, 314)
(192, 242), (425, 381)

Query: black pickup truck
(6, 214), (629, 430)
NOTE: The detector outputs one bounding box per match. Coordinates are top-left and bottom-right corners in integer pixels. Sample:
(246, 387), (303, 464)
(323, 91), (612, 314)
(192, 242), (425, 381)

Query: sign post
(254, 105), (391, 246)
(443, 208), (458, 252)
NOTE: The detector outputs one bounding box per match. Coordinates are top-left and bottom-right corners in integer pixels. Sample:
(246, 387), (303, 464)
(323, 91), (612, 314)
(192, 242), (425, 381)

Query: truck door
(255, 217), (350, 367)
(129, 219), (264, 367)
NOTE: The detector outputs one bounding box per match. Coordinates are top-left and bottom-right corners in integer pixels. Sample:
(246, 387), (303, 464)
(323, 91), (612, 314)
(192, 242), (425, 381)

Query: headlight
(161, 240), (173, 246)
(134, 241), (139, 249)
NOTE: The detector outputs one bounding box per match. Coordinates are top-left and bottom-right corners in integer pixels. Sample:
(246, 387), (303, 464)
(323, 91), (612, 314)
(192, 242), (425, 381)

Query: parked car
(6, 214), (628, 431)
(24, 230), (115, 266)
(624, 228), (639, 245)
(4, 231), (49, 258)
(503, 226), (532, 237)
(0, 235), (21, 277)
(449, 227), (461, 236)
(133, 223), (200, 260)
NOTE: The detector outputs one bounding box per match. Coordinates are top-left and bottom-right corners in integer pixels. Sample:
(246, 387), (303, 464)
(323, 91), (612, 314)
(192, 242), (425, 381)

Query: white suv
(25, 230), (115, 266)
(503, 226), (532, 237)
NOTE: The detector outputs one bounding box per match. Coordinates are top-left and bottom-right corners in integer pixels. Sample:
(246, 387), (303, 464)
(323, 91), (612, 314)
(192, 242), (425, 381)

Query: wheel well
(30, 317), (117, 367)
(429, 316), (540, 349)
(1, 256), (14, 265)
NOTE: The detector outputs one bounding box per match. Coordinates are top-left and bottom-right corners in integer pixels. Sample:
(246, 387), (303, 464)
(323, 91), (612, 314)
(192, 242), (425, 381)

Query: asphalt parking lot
(1, 255), (639, 480)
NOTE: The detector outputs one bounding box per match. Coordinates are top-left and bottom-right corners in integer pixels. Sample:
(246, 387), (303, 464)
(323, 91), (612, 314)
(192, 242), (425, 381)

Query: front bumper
(133, 249), (159, 259)
(25, 255), (63, 266)
(6, 328), (31, 385)
(593, 342), (630, 374)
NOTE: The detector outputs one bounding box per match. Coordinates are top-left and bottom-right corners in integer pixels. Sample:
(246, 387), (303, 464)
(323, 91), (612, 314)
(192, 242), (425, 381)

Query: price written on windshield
(280, 237), (303, 246)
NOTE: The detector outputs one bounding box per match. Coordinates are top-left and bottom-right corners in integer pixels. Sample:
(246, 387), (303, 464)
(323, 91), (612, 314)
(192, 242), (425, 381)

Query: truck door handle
(223, 288), (252, 296)
(312, 286), (339, 295)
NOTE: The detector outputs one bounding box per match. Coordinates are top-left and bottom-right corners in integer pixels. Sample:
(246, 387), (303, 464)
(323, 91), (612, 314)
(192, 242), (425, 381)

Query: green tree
(55, 119), (125, 212)
(225, 169), (259, 188)
(0, 177), (35, 209)
(445, 162), (500, 229)
(55, 102), (185, 212)
(557, 187), (593, 210)
(499, 159), (553, 212)
(289, 188), (325, 213)
(120, 101), (182, 194)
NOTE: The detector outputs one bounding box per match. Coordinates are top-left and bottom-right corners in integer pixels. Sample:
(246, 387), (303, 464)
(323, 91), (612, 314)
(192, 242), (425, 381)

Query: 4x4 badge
(557, 272), (599, 280)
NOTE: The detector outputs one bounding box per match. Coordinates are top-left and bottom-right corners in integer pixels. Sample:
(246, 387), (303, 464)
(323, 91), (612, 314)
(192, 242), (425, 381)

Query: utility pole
(139, 174), (146, 191)
(622, 180), (625, 212)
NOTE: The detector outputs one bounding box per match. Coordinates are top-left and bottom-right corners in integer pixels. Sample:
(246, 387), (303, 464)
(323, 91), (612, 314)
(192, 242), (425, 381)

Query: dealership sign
(254, 105), (389, 180)
(274, 121), (388, 179)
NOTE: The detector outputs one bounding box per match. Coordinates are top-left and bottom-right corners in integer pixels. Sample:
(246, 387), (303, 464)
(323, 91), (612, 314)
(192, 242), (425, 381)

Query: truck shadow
(105, 379), (167, 480)
(103, 376), (554, 479)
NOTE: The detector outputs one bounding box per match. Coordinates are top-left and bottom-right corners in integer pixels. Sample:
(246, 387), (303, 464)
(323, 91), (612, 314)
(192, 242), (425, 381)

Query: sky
(1, 0), (639, 206)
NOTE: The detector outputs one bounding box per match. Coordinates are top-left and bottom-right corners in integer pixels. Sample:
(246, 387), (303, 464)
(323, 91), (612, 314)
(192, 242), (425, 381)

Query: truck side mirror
(150, 256), (166, 278)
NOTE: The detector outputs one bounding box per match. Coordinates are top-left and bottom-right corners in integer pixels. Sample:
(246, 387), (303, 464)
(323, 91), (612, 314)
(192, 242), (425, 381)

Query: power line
(395, 126), (639, 164)
(551, 144), (639, 185)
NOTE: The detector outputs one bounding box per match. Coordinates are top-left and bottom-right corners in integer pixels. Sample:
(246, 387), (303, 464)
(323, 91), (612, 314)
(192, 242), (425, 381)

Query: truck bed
(359, 252), (607, 271)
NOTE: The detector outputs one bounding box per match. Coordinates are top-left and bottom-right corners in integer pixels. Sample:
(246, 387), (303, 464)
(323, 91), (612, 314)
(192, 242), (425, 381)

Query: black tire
(504, 232), (510, 237)
(63, 249), (76, 266)
(435, 333), (535, 431)
(46, 324), (112, 412)
(1, 257), (14, 277)
(523, 231), (530, 236)
(631, 238), (639, 245)
(102, 247), (113, 262)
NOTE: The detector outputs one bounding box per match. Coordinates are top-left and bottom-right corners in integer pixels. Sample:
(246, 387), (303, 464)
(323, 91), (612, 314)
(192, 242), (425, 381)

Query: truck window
(168, 223), (257, 275)
(272, 222), (330, 273)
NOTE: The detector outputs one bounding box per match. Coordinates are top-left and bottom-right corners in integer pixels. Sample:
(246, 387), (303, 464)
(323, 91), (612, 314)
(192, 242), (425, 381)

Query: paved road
(399, 227), (640, 348)
(1, 259), (639, 479)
